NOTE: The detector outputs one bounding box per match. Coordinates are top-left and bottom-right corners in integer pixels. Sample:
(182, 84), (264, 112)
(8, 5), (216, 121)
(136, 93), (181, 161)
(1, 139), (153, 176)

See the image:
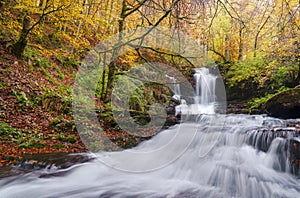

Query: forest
(0, 0), (299, 166)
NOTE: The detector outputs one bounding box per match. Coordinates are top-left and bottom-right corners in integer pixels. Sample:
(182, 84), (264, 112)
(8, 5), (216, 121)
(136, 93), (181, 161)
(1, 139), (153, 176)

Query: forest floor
(0, 45), (90, 166)
(0, 44), (157, 166)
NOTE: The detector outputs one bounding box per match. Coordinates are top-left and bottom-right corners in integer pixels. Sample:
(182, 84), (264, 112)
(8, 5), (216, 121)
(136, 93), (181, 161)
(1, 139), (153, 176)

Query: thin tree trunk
(238, 26), (244, 61)
(254, 15), (271, 57)
(225, 34), (230, 61)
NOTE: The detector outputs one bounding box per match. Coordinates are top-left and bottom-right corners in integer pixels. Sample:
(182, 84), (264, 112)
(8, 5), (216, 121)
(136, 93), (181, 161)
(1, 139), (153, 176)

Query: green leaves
(0, 122), (17, 137)
(248, 86), (290, 113)
(227, 56), (267, 87)
(55, 133), (76, 143)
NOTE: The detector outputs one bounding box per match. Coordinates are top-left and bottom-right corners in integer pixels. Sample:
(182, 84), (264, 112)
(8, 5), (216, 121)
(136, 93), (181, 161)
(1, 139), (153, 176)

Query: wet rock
(262, 88), (300, 119)
(0, 166), (27, 179)
(226, 101), (249, 114)
(289, 137), (300, 176)
(15, 153), (93, 170)
(246, 121), (300, 176)
(164, 115), (180, 129)
(166, 103), (177, 115)
(164, 97), (181, 127)
(0, 153), (94, 178)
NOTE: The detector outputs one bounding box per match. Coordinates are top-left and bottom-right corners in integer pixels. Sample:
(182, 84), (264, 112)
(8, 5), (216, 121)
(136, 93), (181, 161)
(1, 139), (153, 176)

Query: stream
(0, 114), (299, 198)
(0, 68), (299, 197)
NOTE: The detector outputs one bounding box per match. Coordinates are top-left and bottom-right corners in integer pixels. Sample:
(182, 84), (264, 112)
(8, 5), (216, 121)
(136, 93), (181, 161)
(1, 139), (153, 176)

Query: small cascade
(0, 68), (299, 198)
(0, 114), (299, 198)
(194, 68), (216, 105)
(175, 67), (217, 115)
(165, 75), (181, 101)
(245, 123), (300, 175)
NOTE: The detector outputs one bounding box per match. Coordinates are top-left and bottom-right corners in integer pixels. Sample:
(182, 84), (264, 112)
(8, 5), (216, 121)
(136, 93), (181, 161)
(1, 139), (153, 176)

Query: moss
(65, 135), (76, 143)
(52, 143), (64, 149)
(18, 141), (46, 149)
(248, 87), (290, 113)
(53, 65), (65, 80)
(54, 133), (77, 143)
(261, 88), (300, 118)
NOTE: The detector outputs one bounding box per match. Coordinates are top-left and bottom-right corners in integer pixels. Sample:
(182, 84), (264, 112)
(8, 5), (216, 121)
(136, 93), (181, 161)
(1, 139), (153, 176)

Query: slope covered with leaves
(0, 1), (183, 165)
(0, 1), (98, 165)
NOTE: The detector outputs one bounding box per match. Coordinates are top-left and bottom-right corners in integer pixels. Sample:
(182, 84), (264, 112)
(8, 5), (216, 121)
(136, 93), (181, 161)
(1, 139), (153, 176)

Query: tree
(11, 0), (69, 57)
(102, 0), (184, 101)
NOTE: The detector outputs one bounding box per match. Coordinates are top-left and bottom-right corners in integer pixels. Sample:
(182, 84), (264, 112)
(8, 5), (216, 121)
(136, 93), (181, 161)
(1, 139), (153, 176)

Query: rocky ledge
(262, 88), (300, 119)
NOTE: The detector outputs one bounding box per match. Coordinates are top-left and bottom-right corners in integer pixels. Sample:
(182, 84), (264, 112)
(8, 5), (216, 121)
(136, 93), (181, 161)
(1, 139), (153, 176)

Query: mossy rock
(262, 88), (300, 119)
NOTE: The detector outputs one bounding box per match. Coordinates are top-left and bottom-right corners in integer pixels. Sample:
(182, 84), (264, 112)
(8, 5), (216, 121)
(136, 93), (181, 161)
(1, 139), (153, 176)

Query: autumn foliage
(0, 0), (299, 165)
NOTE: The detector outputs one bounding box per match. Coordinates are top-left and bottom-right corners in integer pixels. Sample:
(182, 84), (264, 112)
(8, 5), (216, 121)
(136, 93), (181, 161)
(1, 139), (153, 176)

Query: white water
(0, 69), (299, 197)
(166, 75), (181, 101)
(176, 68), (216, 115)
(0, 114), (299, 198)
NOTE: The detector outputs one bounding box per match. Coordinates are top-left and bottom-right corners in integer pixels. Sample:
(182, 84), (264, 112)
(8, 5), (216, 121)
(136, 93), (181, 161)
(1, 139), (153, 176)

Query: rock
(0, 153), (94, 178)
(15, 153), (93, 170)
(289, 137), (300, 176)
(262, 88), (300, 119)
(245, 120), (300, 176)
(165, 97), (181, 125)
(164, 114), (180, 128)
(226, 100), (249, 114)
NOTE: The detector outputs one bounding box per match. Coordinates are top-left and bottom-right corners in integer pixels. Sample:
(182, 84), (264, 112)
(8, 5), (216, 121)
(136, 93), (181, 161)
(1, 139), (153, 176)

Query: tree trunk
(102, 0), (180, 101)
(253, 33), (258, 58)
(295, 59), (300, 86)
(254, 15), (271, 58)
(225, 34), (230, 61)
(12, 15), (31, 58)
(238, 27), (243, 61)
(104, 0), (127, 102)
(104, 62), (116, 102)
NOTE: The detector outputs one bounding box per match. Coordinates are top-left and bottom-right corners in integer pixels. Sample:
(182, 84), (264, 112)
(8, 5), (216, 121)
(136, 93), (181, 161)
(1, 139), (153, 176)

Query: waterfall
(176, 67), (217, 115)
(194, 68), (216, 105)
(165, 75), (181, 101)
(0, 69), (299, 198)
(0, 115), (299, 198)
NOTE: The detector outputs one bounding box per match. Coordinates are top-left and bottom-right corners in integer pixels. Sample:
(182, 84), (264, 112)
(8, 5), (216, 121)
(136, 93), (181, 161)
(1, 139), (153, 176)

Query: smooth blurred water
(176, 68), (217, 116)
(0, 114), (299, 198)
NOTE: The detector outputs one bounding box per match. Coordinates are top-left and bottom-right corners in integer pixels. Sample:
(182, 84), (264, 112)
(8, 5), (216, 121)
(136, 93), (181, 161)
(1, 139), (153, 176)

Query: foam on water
(0, 114), (299, 198)
(1, 68), (298, 197)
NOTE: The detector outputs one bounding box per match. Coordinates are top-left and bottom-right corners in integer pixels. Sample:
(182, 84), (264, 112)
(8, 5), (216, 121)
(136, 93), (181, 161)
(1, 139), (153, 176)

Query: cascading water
(176, 67), (216, 115)
(165, 75), (181, 101)
(194, 68), (216, 105)
(0, 69), (299, 198)
(0, 115), (299, 198)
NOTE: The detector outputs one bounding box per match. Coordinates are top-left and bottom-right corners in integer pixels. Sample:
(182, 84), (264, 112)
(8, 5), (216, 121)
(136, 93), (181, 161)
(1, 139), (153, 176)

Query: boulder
(262, 88), (300, 119)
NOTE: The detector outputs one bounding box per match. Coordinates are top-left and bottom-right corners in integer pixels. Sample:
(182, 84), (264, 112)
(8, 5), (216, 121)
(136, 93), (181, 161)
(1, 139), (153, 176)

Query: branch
(124, 0), (150, 18)
(130, 44), (196, 67)
(137, 8), (153, 25)
(151, 0), (181, 27)
(208, 1), (219, 30)
(208, 48), (227, 62)
(27, 3), (70, 35)
(95, 0), (182, 55)
(218, 0), (245, 28)
(281, 0), (300, 31)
